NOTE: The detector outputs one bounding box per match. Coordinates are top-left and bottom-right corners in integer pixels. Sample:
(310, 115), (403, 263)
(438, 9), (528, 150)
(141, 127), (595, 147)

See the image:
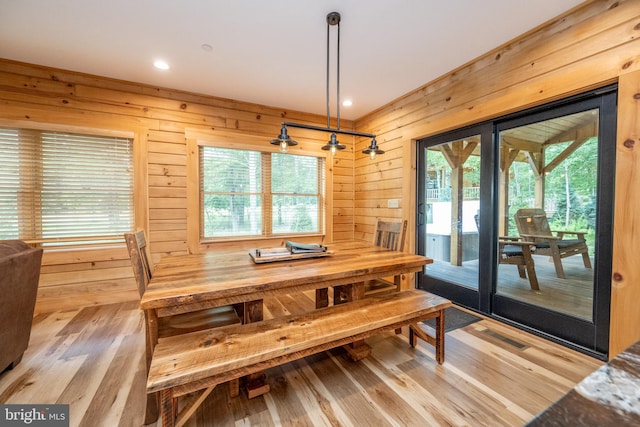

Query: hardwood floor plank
(371, 333), (527, 426)
(306, 350), (407, 426)
(285, 355), (358, 427)
(331, 349), (437, 426)
(411, 332), (536, 422)
(79, 333), (144, 426)
(0, 299), (603, 427)
(273, 362), (336, 426)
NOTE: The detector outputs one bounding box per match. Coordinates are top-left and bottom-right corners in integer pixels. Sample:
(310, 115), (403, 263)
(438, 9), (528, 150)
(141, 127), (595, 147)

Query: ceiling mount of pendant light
(269, 11), (383, 160)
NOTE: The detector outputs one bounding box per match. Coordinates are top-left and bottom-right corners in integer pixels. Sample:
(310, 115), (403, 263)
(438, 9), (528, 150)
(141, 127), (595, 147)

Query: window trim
(186, 130), (332, 250)
(0, 119), (143, 250)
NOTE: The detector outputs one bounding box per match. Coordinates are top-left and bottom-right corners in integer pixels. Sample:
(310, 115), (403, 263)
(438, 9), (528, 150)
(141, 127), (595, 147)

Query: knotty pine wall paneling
(2, 0), (639, 357)
(352, 0), (640, 357)
(0, 60), (354, 313)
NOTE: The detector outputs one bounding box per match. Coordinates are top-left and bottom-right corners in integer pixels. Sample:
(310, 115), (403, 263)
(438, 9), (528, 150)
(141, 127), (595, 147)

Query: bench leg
(175, 386), (216, 426)
(229, 378), (240, 398)
(344, 341), (371, 361)
(243, 300), (271, 399)
(246, 373), (271, 399)
(160, 389), (176, 427)
(336, 283), (372, 361)
(434, 310), (445, 364)
(409, 309), (446, 364)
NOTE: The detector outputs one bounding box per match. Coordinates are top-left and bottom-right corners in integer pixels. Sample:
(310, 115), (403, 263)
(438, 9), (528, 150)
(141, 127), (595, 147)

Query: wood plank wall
(0, 60), (356, 314)
(352, 0), (640, 357)
(1, 0), (639, 357)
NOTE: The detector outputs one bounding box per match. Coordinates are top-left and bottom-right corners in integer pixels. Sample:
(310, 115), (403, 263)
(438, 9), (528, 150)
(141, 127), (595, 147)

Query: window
(0, 126), (134, 245)
(200, 146), (325, 238)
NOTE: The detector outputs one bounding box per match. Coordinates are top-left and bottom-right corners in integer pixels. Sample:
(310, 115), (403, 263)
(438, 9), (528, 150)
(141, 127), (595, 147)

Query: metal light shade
(362, 137), (385, 159)
(270, 125), (298, 152)
(321, 133), (346, 155)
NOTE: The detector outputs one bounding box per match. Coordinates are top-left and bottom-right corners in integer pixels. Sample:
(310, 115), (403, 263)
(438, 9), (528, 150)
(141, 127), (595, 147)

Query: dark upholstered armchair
(0, 240), (43, 373)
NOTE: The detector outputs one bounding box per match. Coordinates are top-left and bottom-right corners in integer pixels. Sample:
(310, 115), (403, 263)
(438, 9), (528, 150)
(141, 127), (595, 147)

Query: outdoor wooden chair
(124, 230), (241, 424)
(474, 215), (539, 291)
(514, 208), (592, 279)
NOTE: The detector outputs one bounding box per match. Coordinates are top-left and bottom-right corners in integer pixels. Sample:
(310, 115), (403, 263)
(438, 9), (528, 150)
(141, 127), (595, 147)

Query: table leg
(340, 282), (371, 361)
(394, 274), (403, 334)
(243, 299), (263, 323)
(333, 285), (347, 305)
(316, 288), (329, 308)
(242, 300), (270, 398)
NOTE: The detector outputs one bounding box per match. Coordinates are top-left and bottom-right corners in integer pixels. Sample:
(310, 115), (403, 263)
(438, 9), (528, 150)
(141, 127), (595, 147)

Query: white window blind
(0, 126), (134, 245)
(200, 146), (324, 238)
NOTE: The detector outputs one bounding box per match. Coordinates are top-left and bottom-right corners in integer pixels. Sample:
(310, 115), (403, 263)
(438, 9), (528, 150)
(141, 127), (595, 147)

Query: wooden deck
(425, 254), (594, 320)
(0, 291), (602, 426)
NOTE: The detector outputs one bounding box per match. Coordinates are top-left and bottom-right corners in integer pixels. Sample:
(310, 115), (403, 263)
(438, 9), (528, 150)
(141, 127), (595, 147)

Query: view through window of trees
(200, 146), (324, 238)
(421, 109), (600, 318)
(0, 126), (133, 245)
(501, 110), (598, 253)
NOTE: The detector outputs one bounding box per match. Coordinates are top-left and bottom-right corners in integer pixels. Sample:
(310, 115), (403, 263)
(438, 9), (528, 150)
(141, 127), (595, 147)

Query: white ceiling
(0, 0), (585, 120)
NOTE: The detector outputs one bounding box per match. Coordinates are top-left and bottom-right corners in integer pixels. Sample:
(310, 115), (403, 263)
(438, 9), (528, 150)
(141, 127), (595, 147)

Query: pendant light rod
(326, 13), (331, 129)
(335, 12), (341, 130)
(326, 11), (342, 130)
(269, 11), (384, 159)
(280, 121), (375, 139)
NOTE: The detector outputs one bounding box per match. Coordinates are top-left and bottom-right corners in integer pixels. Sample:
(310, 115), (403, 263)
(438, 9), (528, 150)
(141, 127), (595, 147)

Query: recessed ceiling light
(342, 99), (353, 107)
(201, 44), (213, 52)
(153, 60), (170, 70)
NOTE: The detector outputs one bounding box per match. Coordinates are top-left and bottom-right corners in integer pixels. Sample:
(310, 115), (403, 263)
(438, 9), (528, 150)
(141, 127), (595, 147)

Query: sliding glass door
(416, 87), (616, 358)
(417, 123), (493, 310)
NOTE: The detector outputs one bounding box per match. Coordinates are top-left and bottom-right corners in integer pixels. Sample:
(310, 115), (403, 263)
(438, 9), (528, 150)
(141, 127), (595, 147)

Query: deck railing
(426, 187), (480, 201)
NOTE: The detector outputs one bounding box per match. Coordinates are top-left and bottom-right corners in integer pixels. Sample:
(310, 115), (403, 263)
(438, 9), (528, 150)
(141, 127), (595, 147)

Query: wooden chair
(124, 230), (241, 424)
(514, 208), (592, 279)
(474, 215), (539, 291)
(331, 220), (408, 304)
(364, 220), (408, 295)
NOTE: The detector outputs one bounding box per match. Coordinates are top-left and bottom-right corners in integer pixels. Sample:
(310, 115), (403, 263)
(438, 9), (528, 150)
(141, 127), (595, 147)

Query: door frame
(416, 86), (616, 359)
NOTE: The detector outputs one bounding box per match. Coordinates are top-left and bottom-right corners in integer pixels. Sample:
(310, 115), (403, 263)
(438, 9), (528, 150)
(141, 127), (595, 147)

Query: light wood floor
(0, 293), (602, 427)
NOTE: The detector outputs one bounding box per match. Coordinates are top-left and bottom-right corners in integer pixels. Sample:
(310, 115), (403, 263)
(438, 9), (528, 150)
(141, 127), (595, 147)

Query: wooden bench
(147, 289), (452, 427)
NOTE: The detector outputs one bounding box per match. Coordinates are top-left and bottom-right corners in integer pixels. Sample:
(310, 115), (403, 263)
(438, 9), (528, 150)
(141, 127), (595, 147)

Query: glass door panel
(417, 86), (615, 357)
(417, 124), (492, 310)
(497, 109), (598, 321)
(424, 137), (481, 288)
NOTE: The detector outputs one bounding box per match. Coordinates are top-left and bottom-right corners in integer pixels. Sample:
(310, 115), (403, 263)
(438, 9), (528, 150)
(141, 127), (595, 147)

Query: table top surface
(141, 241), (432, 311)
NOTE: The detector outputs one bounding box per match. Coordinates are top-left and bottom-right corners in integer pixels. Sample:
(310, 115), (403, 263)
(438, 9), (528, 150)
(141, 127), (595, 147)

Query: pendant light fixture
(270, 11), (384, 159)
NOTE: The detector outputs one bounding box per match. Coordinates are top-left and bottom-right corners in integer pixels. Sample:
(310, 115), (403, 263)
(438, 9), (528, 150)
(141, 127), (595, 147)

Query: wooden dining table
(141, 240), (433, 396)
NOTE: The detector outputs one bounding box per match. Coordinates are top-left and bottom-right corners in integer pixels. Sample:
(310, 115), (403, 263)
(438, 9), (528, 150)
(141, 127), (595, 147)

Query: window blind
(0, 126), (134, 245)
(200, 145), (324, 239)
